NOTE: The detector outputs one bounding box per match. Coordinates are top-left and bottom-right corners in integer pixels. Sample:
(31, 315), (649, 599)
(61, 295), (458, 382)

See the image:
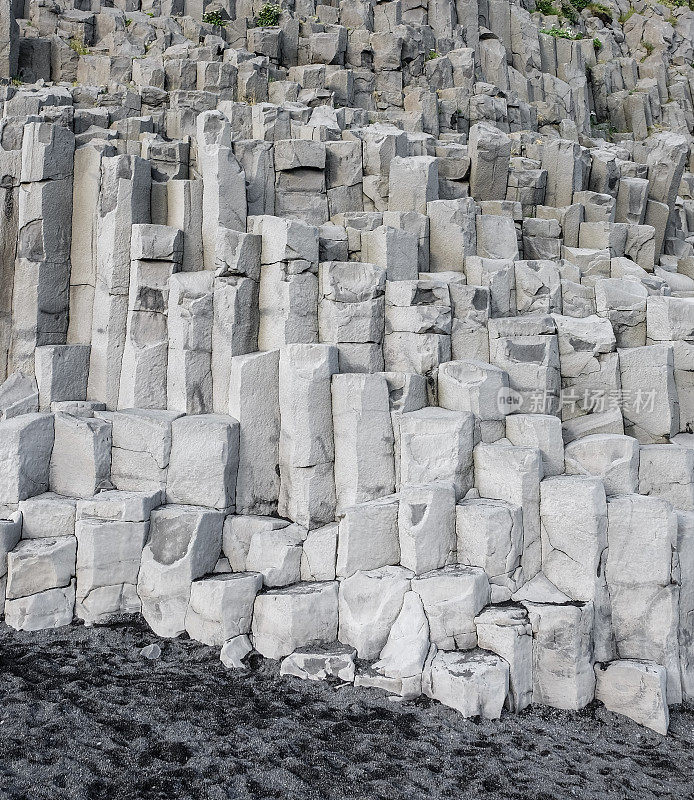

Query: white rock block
(456, 498), (522, 602)
(564, 434), (639, 496)
(0, 413), (54, 504)
(523, 601), (596, 710)
(5, 581), (75, 631)
(474, 442), (543, 581)
(424, 649), (509, 719)
(220, 634), (253, 669)
(76, 489), (162, 523)
(372, 591), (430, 699)
(411, 565), (491, 650)
(49, 412), (112, 499)
(336, 495), (400, 578)
(166, 272), (214, 415)
(185, 572), (263, 646)
(166, 414), (239, 511)
(245, 523), (306, 587)
(212, 276), (259, 411)
(137, 505), (223, 638)
(75, 518), (148, 624)
(301, 523), (338, 581)
(399, 408), (475, 500)
(361, 226), (419, 282)
(469, 121), (511, 202)
(18, 493), (76, 538)
(6, 536), (76, 600)
(475, 605), (533, 713)
(338, 566), (413, 659)
(0, 373), (38, 421)
(278, 344), (338, 529)
(215, 229), (261, 281)
(35, 344), (90, 410)
(619, 344), (678, 444)
(437, 359), (508, 421)
(228, 350), (280, 516)
(110, 409), (182, 494)
(197, 111), (247, 270)
(258, 263), (316, 352)
(606, 494), (682, 703)
(252, 581), (339, 660)
(0, 512), (22, 577)
(595, 659), (669, 735)
(388, 156), (438, 215)
(222, 514), (290, 573)
(331, 373), (395, 513)
(398, 482), (456, 575)
(639, 444), (694, 511)
(279, 343), (337, 469)
(505, 414), (564, 477)
(254, 215), (319, 265)
(540, 475), (614, 661)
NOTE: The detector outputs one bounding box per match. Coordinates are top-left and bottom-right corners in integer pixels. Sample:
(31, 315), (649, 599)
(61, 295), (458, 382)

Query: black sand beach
(0, 619), (692, 800)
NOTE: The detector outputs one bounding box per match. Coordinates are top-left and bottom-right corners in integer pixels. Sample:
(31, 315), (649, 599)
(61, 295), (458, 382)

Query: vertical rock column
(10, 122), (75, 376)
(278, 343), (338, 529)
(119, 224), (183, 409)
(0, 0), (18, 80)
(68, 142), (116, 345)
(167, 271), (214, 415)
(196, 111), (247, 272)
(88, 154), (151, 409)
(0, 118), (23, 382)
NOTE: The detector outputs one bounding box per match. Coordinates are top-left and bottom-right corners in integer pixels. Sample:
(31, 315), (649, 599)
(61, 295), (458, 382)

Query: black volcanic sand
(0, 620), (693, 800)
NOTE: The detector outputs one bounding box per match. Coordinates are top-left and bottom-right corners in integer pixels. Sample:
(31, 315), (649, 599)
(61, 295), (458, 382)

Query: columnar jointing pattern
(3, 0), (694, 737)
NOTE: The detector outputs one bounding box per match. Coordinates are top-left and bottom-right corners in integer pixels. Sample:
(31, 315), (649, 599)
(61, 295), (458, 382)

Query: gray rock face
(185, 572), (263, 646)
(137, 505), (222, 638)
(424, 649), (510, 719)
(6, 0), (694, 734)
(252, 581), (339, 660)
(595, 659), (669, 736)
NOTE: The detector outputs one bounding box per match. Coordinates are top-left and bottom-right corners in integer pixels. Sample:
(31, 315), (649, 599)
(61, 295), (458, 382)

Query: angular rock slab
(137, 505), (223, 638)
(252, 581), (339, 660)
(424, 649), (510, 719)
(595, 659), (669, 736)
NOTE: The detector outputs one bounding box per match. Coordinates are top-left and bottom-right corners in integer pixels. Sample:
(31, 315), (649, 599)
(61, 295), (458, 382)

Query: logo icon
(496, 387), (524, 414)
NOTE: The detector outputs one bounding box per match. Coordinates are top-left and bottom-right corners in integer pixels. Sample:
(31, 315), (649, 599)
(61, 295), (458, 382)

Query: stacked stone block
(6, 0), (694, 738)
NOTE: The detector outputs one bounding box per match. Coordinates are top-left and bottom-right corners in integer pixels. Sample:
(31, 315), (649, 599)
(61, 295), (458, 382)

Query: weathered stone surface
(137, 505), (223, 638)
(606, 495), (682, 703)
(595, 660), (669, 735)
(371, 591), (430, 698)
(399, 408), (475, 500)
(456, 499), (522, 603)
(540, 475), (614, 662)
(185, 572), (263, 646)
(220, 635), (253, 669)
(411, 565), (490, 651)
(75, 517), (148, 624)
(252, 581), (339, 660)
(280, 643), (356, 682)
(0, 413), (54, 505)
(424, 649), (509, 719)
(338, 566), (412, 659)
(50, 412), (112, 499)
(475, 606), (533, 713)
(166, 414), (239, 511)
(523, 601), (596, 711)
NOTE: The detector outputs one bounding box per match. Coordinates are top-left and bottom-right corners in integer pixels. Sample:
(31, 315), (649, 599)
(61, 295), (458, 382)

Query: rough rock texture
(4, 0), (694, 737)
